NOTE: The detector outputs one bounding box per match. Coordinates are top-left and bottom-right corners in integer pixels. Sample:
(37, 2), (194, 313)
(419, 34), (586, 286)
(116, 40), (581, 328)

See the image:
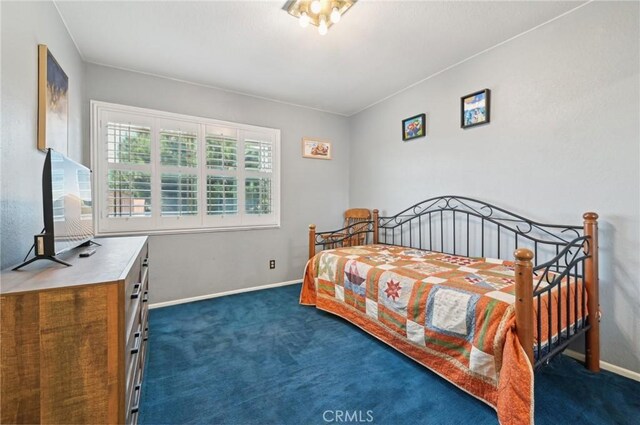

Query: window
(91, 101), (280, 234)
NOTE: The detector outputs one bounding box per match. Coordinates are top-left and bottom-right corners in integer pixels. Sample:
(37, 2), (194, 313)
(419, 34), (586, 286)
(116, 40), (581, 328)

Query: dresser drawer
(126, 277), (148, 389)
(129, 335), (148, 425)
(140, 279), (149, 332)
(125, 264), (148, 339)
(125, 318), (142, 397)
(138, 332), (149, 387)
(126, 361), (143, 425)
(124, 245), (149, 322)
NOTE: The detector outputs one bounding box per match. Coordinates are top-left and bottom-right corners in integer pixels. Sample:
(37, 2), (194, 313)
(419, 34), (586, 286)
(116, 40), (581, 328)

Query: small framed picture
(302, 138), (332, 160)
(461, 89), (490, 129)
(402, 113), (426, 141)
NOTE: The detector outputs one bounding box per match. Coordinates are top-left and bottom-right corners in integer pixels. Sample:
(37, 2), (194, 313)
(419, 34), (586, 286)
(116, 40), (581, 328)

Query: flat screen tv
(14, 149), (94, 270)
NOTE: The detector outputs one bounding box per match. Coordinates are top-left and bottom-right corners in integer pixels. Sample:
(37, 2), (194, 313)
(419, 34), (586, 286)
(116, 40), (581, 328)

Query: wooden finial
(309, 224), (316, 230)
(514, 248), (534, 262)
(583, 212), (599, 221)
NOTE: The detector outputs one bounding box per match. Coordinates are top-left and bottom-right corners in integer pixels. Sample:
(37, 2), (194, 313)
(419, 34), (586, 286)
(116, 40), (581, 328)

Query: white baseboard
(148, 279), (301, 310)
(564, 349), (640, 382)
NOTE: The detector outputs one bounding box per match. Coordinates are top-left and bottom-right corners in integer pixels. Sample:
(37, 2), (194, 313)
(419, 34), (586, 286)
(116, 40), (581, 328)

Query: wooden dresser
(1, 236), (149, 424)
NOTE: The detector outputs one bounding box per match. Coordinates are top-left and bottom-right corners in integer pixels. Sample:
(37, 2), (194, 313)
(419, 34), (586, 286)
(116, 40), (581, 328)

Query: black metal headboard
(377, 195), (584, 267)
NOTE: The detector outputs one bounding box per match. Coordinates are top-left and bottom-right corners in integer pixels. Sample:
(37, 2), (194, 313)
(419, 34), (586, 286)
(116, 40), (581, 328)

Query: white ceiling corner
(55, 0), (588, 116)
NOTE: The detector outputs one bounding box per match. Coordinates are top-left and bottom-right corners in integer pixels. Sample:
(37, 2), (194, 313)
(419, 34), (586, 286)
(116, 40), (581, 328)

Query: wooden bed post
(308, 224), (316, 260)
(583, 212), (600, 372)
(373, 209), (379, 244)
(514, 248), (534, 366)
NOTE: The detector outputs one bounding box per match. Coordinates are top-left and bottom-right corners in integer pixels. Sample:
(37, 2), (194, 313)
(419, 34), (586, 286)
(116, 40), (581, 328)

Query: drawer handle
(131, 331), (142, 354)
(142, 291), (149, 303)
(131, 283), (141, 299)
(142, 258), (149, 267)
(130, 383), (142, 414)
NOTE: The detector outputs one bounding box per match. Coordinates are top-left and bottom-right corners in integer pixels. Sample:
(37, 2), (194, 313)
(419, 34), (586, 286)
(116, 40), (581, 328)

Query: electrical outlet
(269, 260), (276, 269)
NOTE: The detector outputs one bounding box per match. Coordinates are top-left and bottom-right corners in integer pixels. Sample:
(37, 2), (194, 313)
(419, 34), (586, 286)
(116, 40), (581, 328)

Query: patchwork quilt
(300, 245), (586, 425)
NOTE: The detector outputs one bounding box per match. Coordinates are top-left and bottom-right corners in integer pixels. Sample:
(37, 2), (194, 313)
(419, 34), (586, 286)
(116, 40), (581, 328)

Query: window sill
(96, 224), (281, 238)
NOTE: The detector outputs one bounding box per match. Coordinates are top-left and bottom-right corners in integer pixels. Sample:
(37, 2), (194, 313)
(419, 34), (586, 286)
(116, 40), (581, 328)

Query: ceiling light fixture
(283, 1), (357, 35)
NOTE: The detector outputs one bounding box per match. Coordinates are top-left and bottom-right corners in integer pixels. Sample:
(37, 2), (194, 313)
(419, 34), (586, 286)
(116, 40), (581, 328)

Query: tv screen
(46, 149), (94, 254)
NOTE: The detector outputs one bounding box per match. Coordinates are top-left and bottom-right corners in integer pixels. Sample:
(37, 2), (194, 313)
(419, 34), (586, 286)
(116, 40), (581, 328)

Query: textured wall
(84, 64), (350, 303)
(348, 2), (640, 372)
(1, 1), (86, 269)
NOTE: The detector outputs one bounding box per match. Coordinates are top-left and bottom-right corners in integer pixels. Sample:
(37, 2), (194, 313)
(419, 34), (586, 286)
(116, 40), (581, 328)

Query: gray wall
(84, 64), (350, 303)
(349, 2), (639, 373)
(1, 1), (86, 269)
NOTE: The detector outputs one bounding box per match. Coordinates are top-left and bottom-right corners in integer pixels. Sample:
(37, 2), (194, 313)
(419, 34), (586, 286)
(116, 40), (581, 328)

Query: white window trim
(90, 100), (281, 236)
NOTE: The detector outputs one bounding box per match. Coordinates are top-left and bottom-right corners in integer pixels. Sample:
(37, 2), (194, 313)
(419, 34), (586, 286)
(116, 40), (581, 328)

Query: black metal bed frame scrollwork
(307, 196), (600, 372)
(312, 220), (377, 247)
(376, 196), (583, 263)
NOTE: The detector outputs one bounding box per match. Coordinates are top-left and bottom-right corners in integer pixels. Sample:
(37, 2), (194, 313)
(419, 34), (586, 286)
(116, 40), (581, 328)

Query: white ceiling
(55, 0), (585, 116)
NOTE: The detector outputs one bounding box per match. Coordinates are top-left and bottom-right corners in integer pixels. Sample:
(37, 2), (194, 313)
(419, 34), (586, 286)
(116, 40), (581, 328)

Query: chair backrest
(344, 208), (371, 246)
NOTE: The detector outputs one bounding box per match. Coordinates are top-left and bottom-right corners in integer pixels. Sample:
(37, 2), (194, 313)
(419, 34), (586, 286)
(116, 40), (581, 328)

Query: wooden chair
(323, 208), (371, 248)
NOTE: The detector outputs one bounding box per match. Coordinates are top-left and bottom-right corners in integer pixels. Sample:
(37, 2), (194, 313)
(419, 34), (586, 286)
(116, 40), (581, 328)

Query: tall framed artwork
(461, 89), (490, 129)
(38, 44), (69, 153)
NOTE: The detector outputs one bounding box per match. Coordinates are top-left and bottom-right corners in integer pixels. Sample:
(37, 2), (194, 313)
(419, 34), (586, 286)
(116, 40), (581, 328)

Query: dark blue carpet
(139, 284), (639, 425)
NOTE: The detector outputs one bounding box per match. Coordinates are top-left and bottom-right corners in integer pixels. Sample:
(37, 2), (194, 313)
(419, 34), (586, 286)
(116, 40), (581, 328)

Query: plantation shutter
(93, 102), (280, 234)
(102, 113), (154, 231)
(157, 120), (200, 228)
(242, 131), (277, 225)
(204, 126), (238, 220)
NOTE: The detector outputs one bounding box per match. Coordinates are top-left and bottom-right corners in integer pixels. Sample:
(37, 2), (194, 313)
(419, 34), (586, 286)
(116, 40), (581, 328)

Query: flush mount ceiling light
(283, 0), (357, 35)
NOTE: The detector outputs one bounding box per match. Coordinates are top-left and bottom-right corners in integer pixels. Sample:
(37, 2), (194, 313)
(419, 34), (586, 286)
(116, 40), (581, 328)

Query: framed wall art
(402, 113), (426, 141)
(302, 138), (332, 160)
(38, 44), (69, 153)
(461, 89), (490, 129)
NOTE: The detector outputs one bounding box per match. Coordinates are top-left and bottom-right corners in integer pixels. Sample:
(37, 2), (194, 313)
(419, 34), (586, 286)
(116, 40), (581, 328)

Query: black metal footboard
(531, 236), (593, 369)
